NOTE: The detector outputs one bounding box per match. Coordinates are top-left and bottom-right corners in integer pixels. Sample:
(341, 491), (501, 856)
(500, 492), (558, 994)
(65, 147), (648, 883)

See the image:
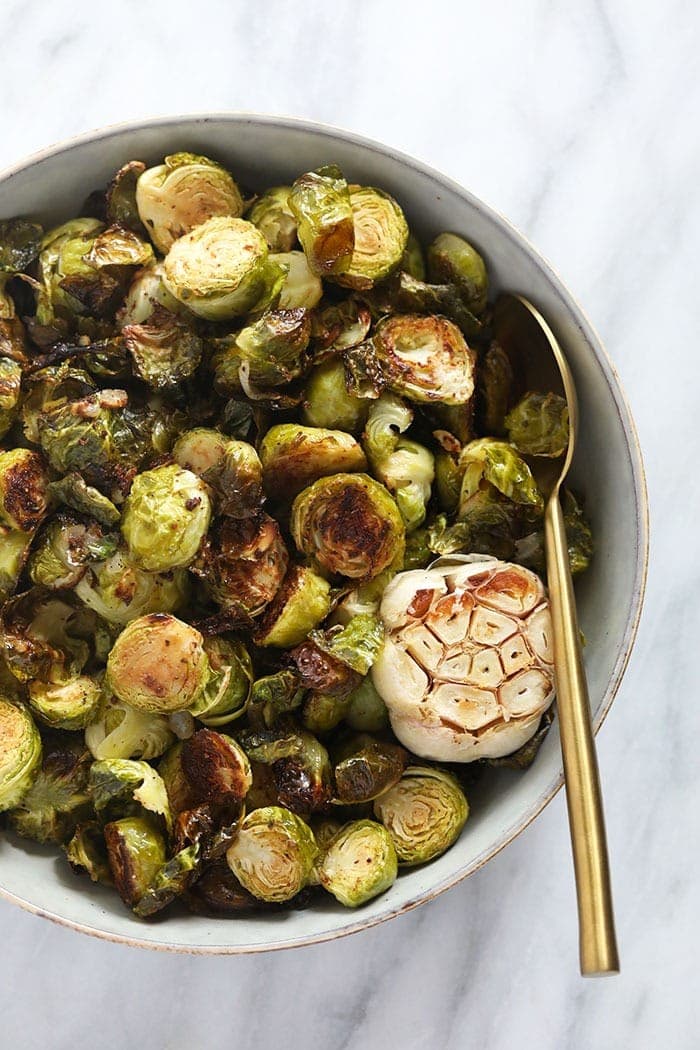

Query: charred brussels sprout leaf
(0, 357), (22, 439)
(65, 820), (112, 883)
(133, 842), (200, 917)
(476, 341), (514, 435)
(163, 216), (285, 321)
(260, 423), (367, 502)
(334, 185), (408, 291)
(310, 298), (372, 356)
(291, 473), (405, 580)
(192, 515), (288, 618)
(47, 473), (121, 527)
(373, 765), (468, 864)
(122, 306), (202, 389)
(0, 698), (42, 811)
(373, 314), (476, 405)
(504, 391), (570, 457)
(238, 727), (332, 813)
(90, 758), (171, 830)
(212, 308), (311, 396)
(459, 438), (543, 514)
(363, 394), (435, 532)
(370, 272), (482, 340)
(0, 218), (43, 273)
(302, 358), (369, 434)
(121, 464), (211, 572)
(0, 448), (49, 531)
(7, 737), (92, 844)
(289, 165), (355, 276)
(248, 186), (297, 252)
(317, 819), (397, 906)
(426, 232), (489, 315)
(226, 806), (318, 902)
(104, 816), (167, 908)
(106, 614), (211, 715)
(180, 729), (252, 805)
(105, 160), (146, 232)
(247, 669), (305, 728)
(254, 565), (331, 649)
(0, 589), (97, 685)
(333, 733), (407, 804)
(309, 614), (385, 676)
(136, 152), (244, 253)
(563, 489), (594, 575)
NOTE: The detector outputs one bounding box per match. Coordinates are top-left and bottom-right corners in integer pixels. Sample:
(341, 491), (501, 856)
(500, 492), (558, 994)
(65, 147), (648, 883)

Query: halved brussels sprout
(85, 692), (175, 760)
(212, 308), (311, 395)
(504, 391), (570, 457)
(248, 186), (297, 252)
(83, 224), (154, 271)
(180, 729), (252, 805)
(158, 742), (194, 815)
(333, 733), (406, 804)
(0, 525), (34, 602)
(363, 394), (435, 532)
(310, 298), (372, 355)
(29, 514), (117, 590)
(291, 473), (405, 580)
(0, 589), (96, 685)
(289, 165), (355, 276)
(373, 314), (476, 405)
(458, 438), (543, 515)
(7, 737), (91, 844)
(317, 819), (397, 906)
(163, 216), (285, 321)
(309, 614), (385, 676)
(132, 842), (200, 918)
(270, 251), (323, 309)
(260, 424), (367, 502)
(47, 472), (121, 527)
(189, 637), (253, 726)
(0, 698), (42, 811)
(238, 727), (332, 814)
(28, 674), (101, 730)
(290, 638), (362, 698)
(65, 821), (112, 884)
(302, 690), (353, 734)
(104, 816), (167, 908)
(225, 806), (318, 902)
(192, 515), (288, 617)
(345, 676), (389, 732)
(173, 428), (264, 519)
(136, 152), (244, 253)
(121, 464), (211, 572)
(122, 306), (203, 389)
(0, 358), (22, 439)
(302, 359), (369, 433)
(334, 185), (408, 291)
(0, 448), (49, 532)
(373, 765), (468, 864)
(105, 160), (146, 232)
(254, 564), (331, 648)
(74, 548), (190, 625)
(246, 669), (305, 729)
(118, 262), (183, 325)
(426, 232), (488, 315)
(90, 758), (171, 830)
(106, 613), (210, 714)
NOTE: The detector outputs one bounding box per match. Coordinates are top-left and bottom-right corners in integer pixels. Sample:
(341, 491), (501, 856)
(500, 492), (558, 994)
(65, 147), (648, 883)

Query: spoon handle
(544, 493), (620, 976)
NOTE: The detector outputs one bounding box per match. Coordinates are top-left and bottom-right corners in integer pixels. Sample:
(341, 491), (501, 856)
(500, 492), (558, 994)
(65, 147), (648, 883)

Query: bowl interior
(0, 115), (647, 952)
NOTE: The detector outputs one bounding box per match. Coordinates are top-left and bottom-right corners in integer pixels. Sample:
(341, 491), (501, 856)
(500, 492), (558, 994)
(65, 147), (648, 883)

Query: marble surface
(0, 1), (695, 1047)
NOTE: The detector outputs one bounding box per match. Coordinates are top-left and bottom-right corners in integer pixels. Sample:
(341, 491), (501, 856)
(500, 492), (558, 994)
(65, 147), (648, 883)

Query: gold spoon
(492, 293), (619, 977)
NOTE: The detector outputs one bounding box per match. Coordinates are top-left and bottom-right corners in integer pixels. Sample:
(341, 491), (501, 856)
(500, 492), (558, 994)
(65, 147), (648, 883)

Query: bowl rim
(0, 111), (649, 954)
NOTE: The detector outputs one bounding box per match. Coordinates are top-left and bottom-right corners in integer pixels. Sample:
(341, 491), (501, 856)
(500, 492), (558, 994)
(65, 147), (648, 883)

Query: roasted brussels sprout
(238, 727), (332, 813)
(189, 637), (253, 726)
(226, 806), (318, 902)
(0, 589), (96, 685)
(458, 438), (543, 516)
(373, 766), (468, 864)
(122, 306), (203, 389)
(302, 359), (369, 433)
(254, 565), (331, 648)
(290, 638), (362, 698)
(271, 251), (323, 309)
(0, 217), (43, 273)
(291, 473), (405, 580)
(248, 186), (297, 252)
(0, 525), (33, 602)
(65, 820), (112, 884)
(173, 428), (264, 519)
(47, 472), (121, 527)
(0, 448), (49, 531)
(504, 391), (569, 457)
(246, 668), (305, 729)
(163, 216), (285, 321)
(289, 165), (355, 276)
(514, 489), (593, 577)
(121, 464), (211, 572)
(136, 152), (244, 253)
(90, 757), (171, 829)
(260, 424), (367, 501)
(106, 613), (210, 714)
(309, 614), (385, 676)
(132, 841), (200, 918)
(400, 232), (426, 280)
(333, 733), (407, 804)
(476, 341), (514, 435)
(28, 674), (101, 730)
(74, 548), (190, 626)
(301, 690), (353, 735)
(7, 737), (91, 844)
(180, 729), (252, 805)
(426, 232), (488, 315)
(212, 308), (311, 396)
(85, 692), (175, 760)
(118, 261), (183, 325)
(105, 160), (146, 232)
(344, 676), (389, 733)
(104, 816), (167, 908)
(0, 698), (42, 811)
(0, 357), (22, 439)
(310, 298), (372, 355)
(334, 185), (408, 291)
(363, 394), (435, 531)
(372, 314), (476, 404)
(192, 515), (288, 617)
(317, 819), (397, 906)
(29, 514), (116, 590)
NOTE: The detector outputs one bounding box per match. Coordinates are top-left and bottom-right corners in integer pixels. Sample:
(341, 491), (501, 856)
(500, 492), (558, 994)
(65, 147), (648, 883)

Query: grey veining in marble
(0, 1), (697, 1047)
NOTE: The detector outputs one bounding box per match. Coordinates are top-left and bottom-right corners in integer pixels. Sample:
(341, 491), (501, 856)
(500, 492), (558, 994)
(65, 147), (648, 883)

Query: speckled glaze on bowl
(0, 114), (648, 953)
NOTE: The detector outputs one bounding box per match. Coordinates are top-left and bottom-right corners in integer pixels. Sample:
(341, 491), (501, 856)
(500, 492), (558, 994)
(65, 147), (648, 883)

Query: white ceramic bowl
(0, 114), (648, 953)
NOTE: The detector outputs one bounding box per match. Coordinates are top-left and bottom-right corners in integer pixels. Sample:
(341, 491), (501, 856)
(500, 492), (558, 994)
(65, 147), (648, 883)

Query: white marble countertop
(0, 1), (695, 1047)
